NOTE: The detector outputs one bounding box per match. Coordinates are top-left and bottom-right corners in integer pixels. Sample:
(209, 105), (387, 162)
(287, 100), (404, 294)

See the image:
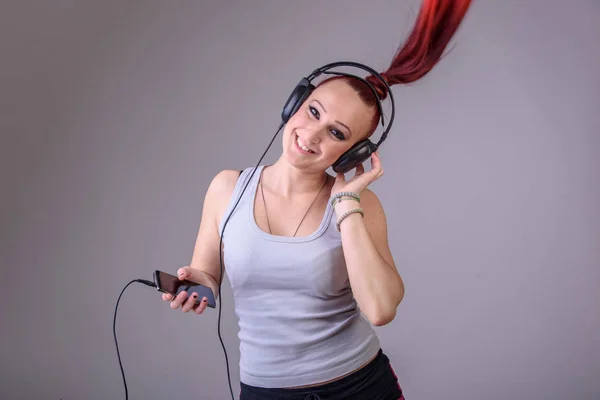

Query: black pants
(239, 349), (405, 400)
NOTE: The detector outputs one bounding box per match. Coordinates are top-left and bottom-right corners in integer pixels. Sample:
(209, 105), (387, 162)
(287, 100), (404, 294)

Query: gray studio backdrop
(1, 1), (599, 399)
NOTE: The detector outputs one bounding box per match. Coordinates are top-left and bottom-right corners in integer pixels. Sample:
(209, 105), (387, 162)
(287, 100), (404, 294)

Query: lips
(294, 133), (316, 154)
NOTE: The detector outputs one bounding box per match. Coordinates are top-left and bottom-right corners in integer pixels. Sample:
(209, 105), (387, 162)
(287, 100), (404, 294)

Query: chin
(285, 154), (333, 174)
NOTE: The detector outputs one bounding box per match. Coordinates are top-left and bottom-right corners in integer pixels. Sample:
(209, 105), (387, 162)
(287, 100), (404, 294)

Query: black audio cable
(217, 121), (284, 400)
(113, 122), (284, 400)
(113, 278), (156, 400)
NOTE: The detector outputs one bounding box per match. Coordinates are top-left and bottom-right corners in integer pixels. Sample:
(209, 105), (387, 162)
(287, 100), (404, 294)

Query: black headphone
(281, 61), (395, 174)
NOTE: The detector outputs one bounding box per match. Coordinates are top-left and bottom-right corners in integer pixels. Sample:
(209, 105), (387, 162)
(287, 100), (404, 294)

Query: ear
(331, 140), (377, 174)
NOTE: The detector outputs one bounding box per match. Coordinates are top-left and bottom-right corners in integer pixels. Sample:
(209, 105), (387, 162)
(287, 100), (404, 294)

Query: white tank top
(219, 165), (380, 388)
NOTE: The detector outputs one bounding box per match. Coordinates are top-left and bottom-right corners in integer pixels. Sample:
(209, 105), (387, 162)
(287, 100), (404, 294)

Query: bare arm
(335, 188), (405, 326)
(187, 169), (241, 297)
(164, 169), (240, 312)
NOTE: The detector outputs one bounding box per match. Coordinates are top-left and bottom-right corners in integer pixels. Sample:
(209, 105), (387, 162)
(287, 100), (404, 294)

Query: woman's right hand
(161, 266), (211, 315)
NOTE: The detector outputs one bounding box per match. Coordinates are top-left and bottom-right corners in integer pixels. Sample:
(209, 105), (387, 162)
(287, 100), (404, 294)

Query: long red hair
(323, 0), (473, 136)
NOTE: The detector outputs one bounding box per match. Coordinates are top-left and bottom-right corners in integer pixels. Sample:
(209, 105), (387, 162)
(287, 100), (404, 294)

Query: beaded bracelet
(336, 207), (364, 231)
(330, 191), (360, 207)
(331, 196), (359, 208)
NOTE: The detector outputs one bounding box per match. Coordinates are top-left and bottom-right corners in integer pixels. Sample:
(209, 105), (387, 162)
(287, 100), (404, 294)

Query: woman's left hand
(330, 151), (384, 197)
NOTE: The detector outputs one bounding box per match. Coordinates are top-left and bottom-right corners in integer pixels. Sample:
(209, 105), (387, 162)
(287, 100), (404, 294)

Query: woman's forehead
(310, 80), (375, 134)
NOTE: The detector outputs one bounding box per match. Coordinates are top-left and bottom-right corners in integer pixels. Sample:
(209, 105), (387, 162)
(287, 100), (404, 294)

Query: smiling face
(282, 78), (378, 173)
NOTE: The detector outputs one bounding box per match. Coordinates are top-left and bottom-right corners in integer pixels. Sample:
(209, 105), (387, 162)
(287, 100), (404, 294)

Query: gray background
(1, 1), (599, 399)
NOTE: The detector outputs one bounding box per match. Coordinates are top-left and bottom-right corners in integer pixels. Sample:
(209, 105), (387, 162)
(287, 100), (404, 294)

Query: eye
(329, 129), (345, 140)
(309, 106), (320, 119)
(308, 105), (346, 141)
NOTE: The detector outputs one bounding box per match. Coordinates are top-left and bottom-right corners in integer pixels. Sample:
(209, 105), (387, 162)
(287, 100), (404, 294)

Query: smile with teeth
(296, 134), (316, 154)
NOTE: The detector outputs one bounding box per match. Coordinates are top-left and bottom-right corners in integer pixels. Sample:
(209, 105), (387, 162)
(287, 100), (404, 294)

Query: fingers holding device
(154, 269), (216, 314)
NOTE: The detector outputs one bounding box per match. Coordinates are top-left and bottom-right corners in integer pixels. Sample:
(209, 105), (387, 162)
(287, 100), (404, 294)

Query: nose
(302, 126), (322, 144)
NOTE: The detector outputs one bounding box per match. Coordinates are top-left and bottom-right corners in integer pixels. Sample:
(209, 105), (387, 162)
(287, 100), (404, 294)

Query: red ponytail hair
(323, 0), (473, 136)
(366, 0), (473, 97)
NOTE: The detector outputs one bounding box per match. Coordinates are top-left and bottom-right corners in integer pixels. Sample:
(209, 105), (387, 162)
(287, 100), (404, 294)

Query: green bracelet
(336, 207), (364, 231)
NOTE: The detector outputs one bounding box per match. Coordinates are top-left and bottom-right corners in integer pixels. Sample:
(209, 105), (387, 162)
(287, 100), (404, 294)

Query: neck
(264, 157), (329, 197)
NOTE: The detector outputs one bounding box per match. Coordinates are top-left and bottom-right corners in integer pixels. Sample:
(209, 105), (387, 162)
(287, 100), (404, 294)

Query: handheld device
(153, 269), (216, 308)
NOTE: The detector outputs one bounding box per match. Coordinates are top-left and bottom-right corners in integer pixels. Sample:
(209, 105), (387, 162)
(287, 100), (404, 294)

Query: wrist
(330, 191), (360, 213)
(333, 198), (360, 216)
(190, 269), (220, 297)
(335, 206), (364, 231)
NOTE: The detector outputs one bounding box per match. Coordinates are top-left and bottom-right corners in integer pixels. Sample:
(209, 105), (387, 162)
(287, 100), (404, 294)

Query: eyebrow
(314, 99), (352, 137)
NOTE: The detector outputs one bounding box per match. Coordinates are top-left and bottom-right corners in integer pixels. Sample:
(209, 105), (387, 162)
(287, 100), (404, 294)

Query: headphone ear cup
(331, 140), (378, 174)
(282, 78), (314, 123)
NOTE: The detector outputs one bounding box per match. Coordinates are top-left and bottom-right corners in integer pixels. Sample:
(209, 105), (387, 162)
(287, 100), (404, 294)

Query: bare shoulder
(360, 188), (386, 218)
(205, 169), (243, 224)
(207, 169), (241, 198)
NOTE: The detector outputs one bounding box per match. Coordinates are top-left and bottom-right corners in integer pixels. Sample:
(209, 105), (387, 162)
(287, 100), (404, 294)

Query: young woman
(162, 1), (472, 398)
